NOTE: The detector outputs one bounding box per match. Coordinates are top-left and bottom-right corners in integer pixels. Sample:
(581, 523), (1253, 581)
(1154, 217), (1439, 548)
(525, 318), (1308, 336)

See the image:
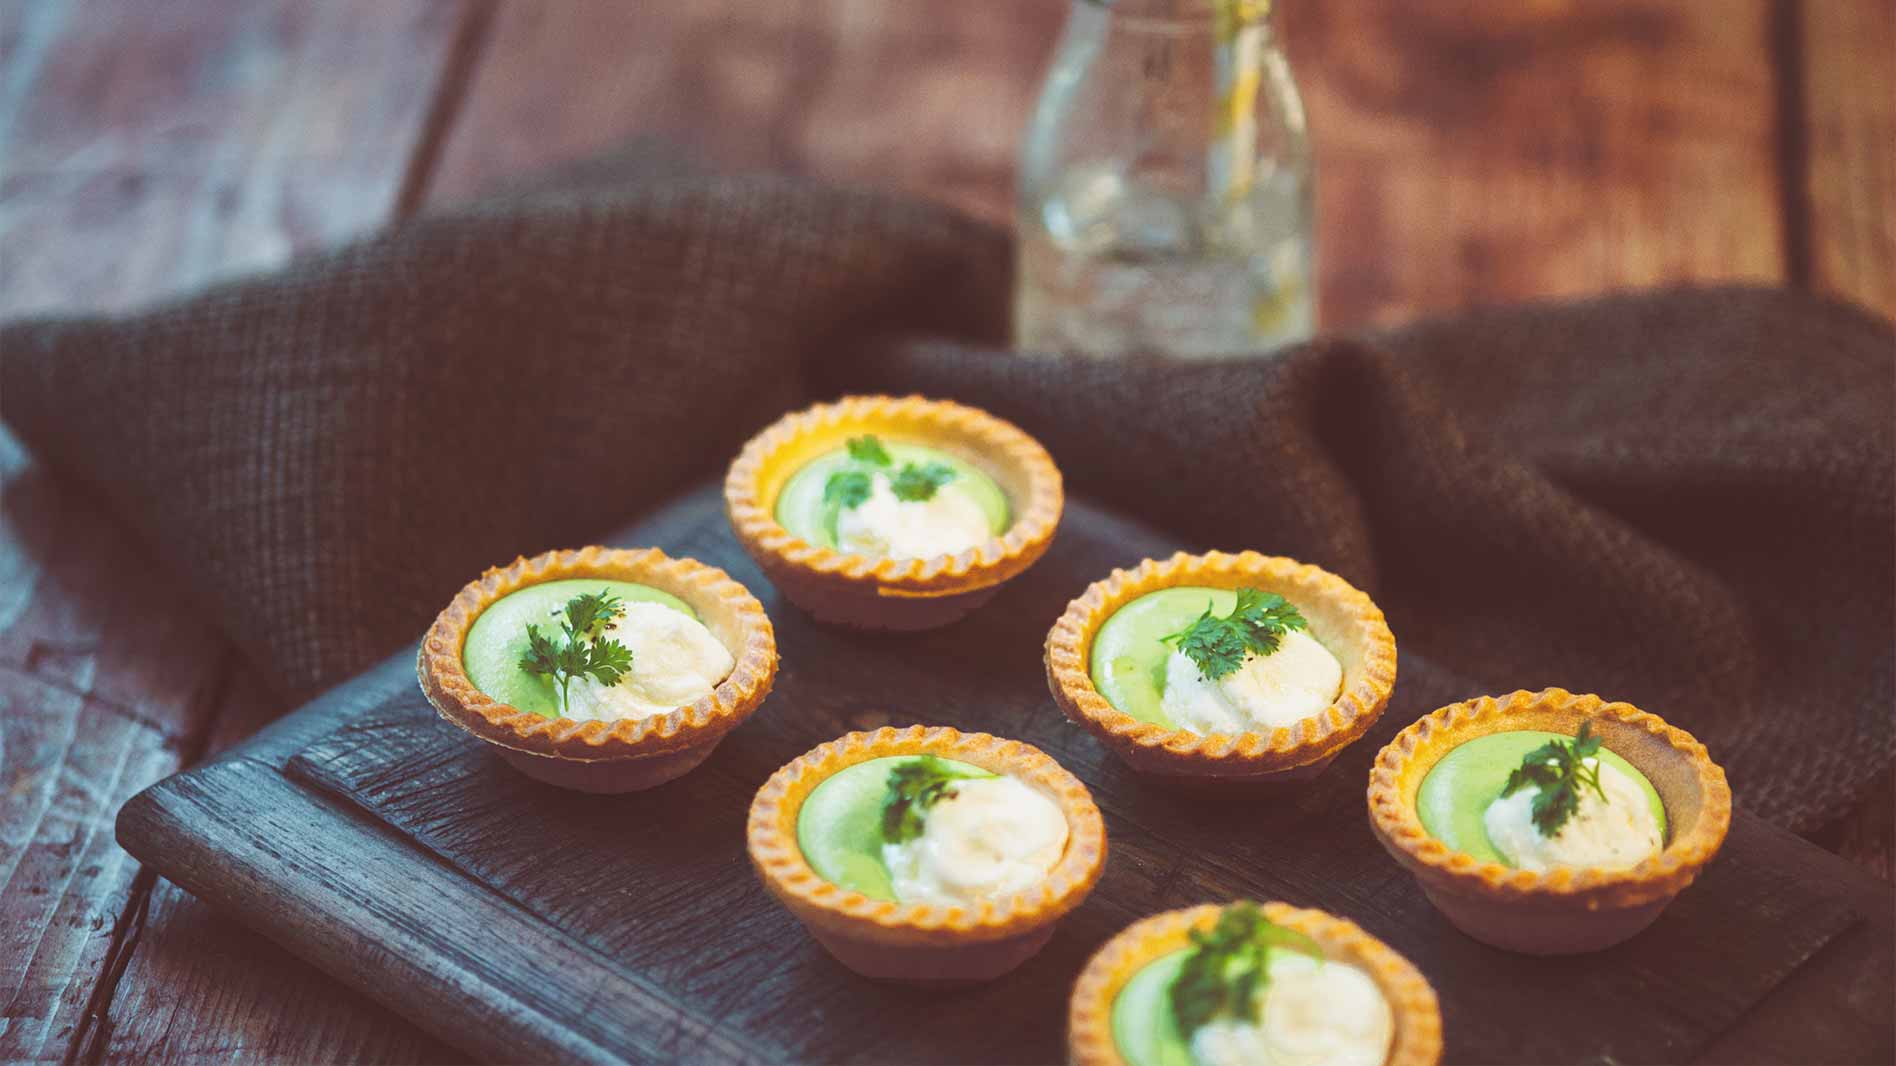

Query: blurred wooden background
(1, 1), (1890, 1060)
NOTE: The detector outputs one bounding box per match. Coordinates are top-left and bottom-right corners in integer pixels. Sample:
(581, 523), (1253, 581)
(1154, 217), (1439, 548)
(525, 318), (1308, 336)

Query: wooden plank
(0, 668), (201, 1065)
(74, 668), (458, 1063)
(426, 1), (1788, 332)
(0, 423), (234, 1065)
(85, 868), (455, 1063)
(422, 0), (1066, 223)
(1288, 0), (1787, 327)
(1800, 0), (1896, 317)
(0, 0), (463, 318)
(116, 747), (777, 1066)
(0, 1), (467, 1060)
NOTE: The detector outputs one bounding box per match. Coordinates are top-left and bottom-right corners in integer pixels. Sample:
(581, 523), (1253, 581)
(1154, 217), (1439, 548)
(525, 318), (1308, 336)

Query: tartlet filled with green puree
(1046, 551), (1396, 782)
(1368, 689), (1731, 955)
(418, 547), (777, 793)
(725, 395), (1064, 631)
(747, 726), (1105, 982)
(1068, 902), (1442, 1066)
(773, 435), (1009, 558)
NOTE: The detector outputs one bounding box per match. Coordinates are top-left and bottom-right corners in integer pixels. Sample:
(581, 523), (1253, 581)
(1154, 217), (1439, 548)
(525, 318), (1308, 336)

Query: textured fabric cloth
(2, 171), (1890, 833)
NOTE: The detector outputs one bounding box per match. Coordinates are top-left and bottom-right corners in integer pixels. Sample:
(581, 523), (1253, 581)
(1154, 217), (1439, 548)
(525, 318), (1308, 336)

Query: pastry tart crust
(1068, 901), (1443, 1066)
(724, 394), (1064, 630)
(1366, 688), (1732, 954)
(417, 546), (777, 792)
(1045, 551), (1397, 780)
(747, 725), (1106, 981)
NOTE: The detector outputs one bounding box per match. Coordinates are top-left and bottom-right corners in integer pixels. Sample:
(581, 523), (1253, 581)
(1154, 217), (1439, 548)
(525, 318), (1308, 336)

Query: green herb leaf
(1170, 903), (1323, 1038)
(515, 590), (632, 714)
(518, 623), (565, 680)
(1227, 588), (1305, 656)
(880, 756), (966, 844)
(846, 434), (893, 466)
(1169, 606), (1251, 679)
(824, 469), (874, 510)
(1501, 721), (1609, 836)
(889, 461), (956, 502)
(1162, 587), (1310, 681)
(584, 638), (633, 687)
(563, 590), (625, 641)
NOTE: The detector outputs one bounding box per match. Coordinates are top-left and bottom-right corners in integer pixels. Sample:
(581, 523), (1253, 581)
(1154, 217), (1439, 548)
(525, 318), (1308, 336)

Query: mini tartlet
(747, 725), (1106, 982)
(1367, 688), (1732, 955)
(724, 394), (1064, 630)
(1046, 551), (1397, 782)
(418, 546), (777, 793)
(1069, 902), (1442, 1066)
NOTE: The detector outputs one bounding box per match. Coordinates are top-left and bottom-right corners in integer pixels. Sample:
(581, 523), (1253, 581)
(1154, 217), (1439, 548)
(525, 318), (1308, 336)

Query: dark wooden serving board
(116, 485), (1895, 1065)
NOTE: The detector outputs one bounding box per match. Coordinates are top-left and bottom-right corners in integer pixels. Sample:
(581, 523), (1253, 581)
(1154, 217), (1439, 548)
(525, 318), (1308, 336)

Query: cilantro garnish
(1501, 721), (1609, 836)
(821, 435), (958, 521)
(846, 435), (892, 466)
(889, 460), (956, 502)
(824, 469), (873, 510)
(1162, 588), (1309, 681)
(1170, 903), (1322, 1038)
(518, 590), (632, 716)
(880, 756), (967, 844)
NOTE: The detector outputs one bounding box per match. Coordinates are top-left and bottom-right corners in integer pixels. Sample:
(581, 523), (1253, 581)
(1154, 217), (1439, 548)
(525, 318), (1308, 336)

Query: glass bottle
(1015, 0), (1315, 359)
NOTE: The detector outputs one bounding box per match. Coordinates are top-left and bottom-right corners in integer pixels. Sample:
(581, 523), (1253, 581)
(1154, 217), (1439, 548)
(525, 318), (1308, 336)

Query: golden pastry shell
(1067, 901), (1443, 1066)
(747, 725), (1107, 948)
(417, 546), (777, 761)
(1366, 688), (1732, 910)
(1045, 551), (1398, 777)
(723, 394), (1064, 624)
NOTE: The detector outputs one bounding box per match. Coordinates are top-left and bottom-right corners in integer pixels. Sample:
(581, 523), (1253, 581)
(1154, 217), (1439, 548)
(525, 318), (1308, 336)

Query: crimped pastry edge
(722, 394), (1064, 598)
(746, 726), (1107, 946)
(1044, 551), (1398, 775)
(1067, 901), (1443, 1066)
(417, 546), (778, 760)
(1365, 688), (1732, 907)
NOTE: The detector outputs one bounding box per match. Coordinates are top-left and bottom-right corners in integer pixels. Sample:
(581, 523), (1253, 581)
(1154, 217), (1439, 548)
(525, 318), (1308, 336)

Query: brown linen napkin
(2, 171), (1890, 834)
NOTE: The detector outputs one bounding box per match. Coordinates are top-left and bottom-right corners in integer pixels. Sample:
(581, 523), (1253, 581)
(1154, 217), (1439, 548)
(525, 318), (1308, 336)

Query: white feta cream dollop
(1160, 630), (1343, 736)
(881, 775), (1068, 906)
(834, 473), (990, 561)
(562, 602), (734, 723)
(1189, 952), (1395, 1066)
(1482, 757), (1662, 871)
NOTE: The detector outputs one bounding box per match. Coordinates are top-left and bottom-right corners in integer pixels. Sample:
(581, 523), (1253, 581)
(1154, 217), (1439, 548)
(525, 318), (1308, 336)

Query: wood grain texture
(86, 870), (457, 1064)
(117, 738), (778, 1066)
(1286, 0), (1787, 327)
(0, 2), (468, 1060)
(1800, 0), (1896, 317)
(427, 0), (1792, 331)
(118, 486), (1893, 1065)
(0, 425), (232, 1064)
(0, 0), (462, 318)
(75, 668), (457, 1064)
(421, 0), (1066, 222)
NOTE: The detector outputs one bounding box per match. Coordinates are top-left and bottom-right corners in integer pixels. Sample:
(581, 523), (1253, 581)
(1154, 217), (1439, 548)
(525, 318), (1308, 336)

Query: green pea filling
(1416, 730), (1667, 866)
(774, 440), (1010, 549)
(461, 579), (696, 718)
(794, 754), (992, 900)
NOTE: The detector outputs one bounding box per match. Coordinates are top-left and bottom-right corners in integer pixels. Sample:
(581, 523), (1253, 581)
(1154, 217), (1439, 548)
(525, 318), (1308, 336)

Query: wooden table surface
(1, 1), (1889, 1061)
